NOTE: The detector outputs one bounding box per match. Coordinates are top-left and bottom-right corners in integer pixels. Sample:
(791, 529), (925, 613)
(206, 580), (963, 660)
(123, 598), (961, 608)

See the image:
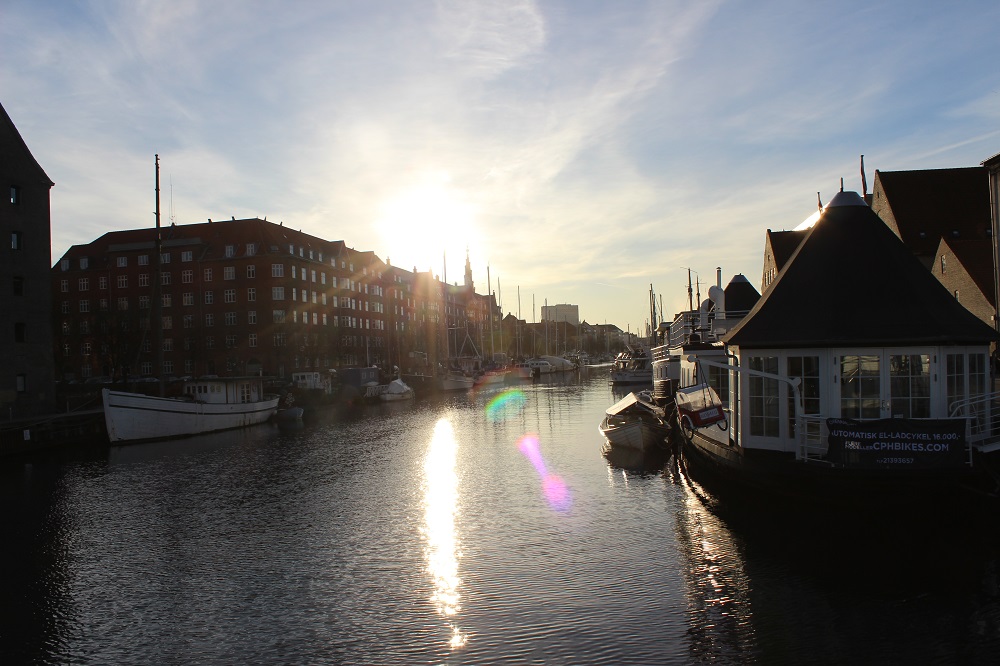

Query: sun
(375, 172), (481, 279)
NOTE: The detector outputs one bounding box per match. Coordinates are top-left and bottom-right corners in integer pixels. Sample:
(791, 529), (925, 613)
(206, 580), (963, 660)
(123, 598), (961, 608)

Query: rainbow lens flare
(485, 389), (527, 422)
(517, 433), (571, 512)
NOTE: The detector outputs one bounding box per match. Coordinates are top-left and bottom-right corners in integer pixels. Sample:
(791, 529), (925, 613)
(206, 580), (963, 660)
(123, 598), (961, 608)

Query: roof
(0, 100), (54, 186)
(723, 191), (999, 349)
(767, 229), (808, 271)
(723, 274), (760, 313)
(873, 167), (990, 257)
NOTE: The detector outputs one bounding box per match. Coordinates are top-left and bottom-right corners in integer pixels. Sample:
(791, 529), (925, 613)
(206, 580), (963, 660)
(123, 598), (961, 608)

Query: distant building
(1, 101), (56, 416)
(541, 303), (579, 326)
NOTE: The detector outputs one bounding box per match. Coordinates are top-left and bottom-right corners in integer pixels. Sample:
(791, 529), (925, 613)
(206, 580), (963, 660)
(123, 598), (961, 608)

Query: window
(748, 356), (779, 437)
(941, 255), (947, 273)
(183, 315), (193, 329)
(301, 268), (307, 280)
(225, 312), (237, 326)
(141, 361), (152, 376)
(181, 250), (193, 262)
(162, 316), (172, 330)
(204, 291), (214, 305)
(99, 276), (108, 290)
(248, 310), (257, 325)
(273, 310), (286, 323)
(182, 270), (193, 283)
(161, 272), (171, 285)
(249, 333), (257, 348)
(205, 337), (214, 349)
(225, 245), (235, 258)
(12, 231), (23, 250)
(272, 263), (284, 277)
(61, 259), (69, 271)
(163, 338), (173, 351)
(161, 293), (172, 307)
(80, 257), (89, 270)
(117, 256), (128, 268)
(138, 255), (149, 266)
(61, 279), (68, 293)
(79, 300), (89, 313)
(273, 332), (286, 347)
(247, 287), (256, 302)
(205, 314), (214, 327)
(117, 297), (129, 311)
(183, 292), (194, 306)
(163, 360), (173, 375)
(224, 289), (236, 303)
(10, 186), (20, 205)
(225, 335), (237, 348)
(840, 355), (881, 420)
(247, 264), (256, 279)
(98, 299), (108, 312)
(889, 354), (930, 419)
(140, 273), (150, 287)
(16, 374), (26, 393)
(78, 278), (90, 291)
(117, 275), (128, 289)
(224, 266), (235, 280)
(247, 243), (256, 256)
(204, 268), (213, 281)
(311, 270), (316, 283)
(272, 286), (285, 300)
(139, 295), (150, 309)
(787, 356), (821, 437)
(160, 252), (171, 264)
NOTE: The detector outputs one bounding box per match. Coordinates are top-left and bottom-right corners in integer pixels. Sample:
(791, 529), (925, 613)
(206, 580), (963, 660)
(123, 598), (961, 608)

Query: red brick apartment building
(52, 217), (495, 382)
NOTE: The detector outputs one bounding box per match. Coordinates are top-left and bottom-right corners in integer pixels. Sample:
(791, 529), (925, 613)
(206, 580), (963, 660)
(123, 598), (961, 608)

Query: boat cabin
(678, 191), (999, 467)
(183, 377), (268, 405)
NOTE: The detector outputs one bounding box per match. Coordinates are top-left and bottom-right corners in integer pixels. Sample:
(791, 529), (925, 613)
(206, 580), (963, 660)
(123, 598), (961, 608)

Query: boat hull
(439, 374), (475, 391)
(679, 428), (977, 508)
(599, 416), (670, 454)
(103, 389), (279, 443)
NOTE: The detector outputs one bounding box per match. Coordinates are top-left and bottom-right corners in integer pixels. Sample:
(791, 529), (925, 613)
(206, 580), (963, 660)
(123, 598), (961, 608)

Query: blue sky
(3, 1), (999, 333)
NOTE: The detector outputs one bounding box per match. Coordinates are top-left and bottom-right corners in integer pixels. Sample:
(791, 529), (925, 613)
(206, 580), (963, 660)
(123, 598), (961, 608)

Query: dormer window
(10, 186), (20, 205)
(941, 255), (947, 274)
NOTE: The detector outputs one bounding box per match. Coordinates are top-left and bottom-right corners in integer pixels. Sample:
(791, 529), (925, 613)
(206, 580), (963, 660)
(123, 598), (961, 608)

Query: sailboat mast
(154, 155), (164, 397)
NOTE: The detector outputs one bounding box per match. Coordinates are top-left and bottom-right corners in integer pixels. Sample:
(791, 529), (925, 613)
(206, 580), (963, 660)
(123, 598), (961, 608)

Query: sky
(3, 1), (999, 334)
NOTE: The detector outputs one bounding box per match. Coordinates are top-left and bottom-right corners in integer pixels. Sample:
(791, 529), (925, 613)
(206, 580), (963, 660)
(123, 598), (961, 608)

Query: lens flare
(485, 389), (527, 422)
(517, 433), (571, 512)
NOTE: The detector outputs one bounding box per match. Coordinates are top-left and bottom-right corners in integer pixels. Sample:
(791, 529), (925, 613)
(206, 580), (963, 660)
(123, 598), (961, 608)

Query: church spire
(464, 246), (473, 290)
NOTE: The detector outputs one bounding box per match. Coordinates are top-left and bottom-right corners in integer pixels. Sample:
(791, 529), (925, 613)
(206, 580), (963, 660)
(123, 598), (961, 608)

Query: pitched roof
(0, 100), (54, 186)
(874, 167), (990, 256)
(723, 191), (998, 349)
(767, 229), (808, 271)
(723, 274), (760, 314)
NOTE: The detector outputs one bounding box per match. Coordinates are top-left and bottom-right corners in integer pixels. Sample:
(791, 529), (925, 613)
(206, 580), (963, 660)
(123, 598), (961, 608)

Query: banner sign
(825, 417), (966, 469)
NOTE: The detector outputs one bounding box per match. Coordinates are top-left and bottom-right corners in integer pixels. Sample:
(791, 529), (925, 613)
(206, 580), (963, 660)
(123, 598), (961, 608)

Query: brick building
(2, 101), (56, 415)
(52, 217), (497, 382)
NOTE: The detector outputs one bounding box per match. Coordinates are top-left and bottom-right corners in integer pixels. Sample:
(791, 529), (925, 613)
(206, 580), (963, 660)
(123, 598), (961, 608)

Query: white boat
(609, 346), (653, 386)
(439, 372), (475, 391)
(474, 369), (508, 387)
(598, 391), (670, 453)
(540, 355), (577, 372)
(512, 358), (553, 378)
(102, 376), (279, 443)
(380, 378), (415, 401)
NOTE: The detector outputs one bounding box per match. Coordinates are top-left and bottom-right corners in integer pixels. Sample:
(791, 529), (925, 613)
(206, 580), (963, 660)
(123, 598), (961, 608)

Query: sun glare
(375, 172), (481, 276)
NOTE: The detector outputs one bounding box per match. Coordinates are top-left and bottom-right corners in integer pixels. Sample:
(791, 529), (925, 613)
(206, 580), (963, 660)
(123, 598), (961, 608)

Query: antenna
(169, 175), (176, 225)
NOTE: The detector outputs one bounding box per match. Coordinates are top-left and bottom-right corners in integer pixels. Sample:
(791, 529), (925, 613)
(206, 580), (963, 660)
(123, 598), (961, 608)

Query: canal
(2, 367), (1000, 664)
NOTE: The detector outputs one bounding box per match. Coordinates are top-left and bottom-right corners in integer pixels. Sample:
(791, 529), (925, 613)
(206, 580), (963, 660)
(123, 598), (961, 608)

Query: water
(3, 368), (1000, 664)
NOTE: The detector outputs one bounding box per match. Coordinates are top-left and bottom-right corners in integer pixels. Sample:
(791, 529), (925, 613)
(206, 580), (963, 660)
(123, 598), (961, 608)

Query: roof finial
(817, 192), (823, 211)
(860, 155), (867, 197)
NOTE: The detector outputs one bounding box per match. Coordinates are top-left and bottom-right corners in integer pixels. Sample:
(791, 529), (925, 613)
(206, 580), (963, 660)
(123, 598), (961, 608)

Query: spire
(464, 246), (473, 289)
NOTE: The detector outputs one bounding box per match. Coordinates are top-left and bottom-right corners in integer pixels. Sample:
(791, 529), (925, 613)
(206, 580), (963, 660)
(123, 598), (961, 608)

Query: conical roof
(723, 191), (998, 349)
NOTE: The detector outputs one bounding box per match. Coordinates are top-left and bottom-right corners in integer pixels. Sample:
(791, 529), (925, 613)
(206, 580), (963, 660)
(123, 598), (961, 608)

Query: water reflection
(517, 433), (571, 512)
(421, 418), (467, 650)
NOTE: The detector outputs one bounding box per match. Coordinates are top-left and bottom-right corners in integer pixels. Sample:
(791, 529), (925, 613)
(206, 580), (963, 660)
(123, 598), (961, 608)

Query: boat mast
(154, 154), (164, 397)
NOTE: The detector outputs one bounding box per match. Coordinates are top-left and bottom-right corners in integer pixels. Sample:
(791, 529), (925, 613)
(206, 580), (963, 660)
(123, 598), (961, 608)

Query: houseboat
(660, 190), (1000, 505)
(610, 346), (653, 386)
(102, 376), (280, 443)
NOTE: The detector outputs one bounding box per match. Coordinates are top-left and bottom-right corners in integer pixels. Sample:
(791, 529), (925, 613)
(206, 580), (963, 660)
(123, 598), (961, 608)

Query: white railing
(949, 390), (1000, 450)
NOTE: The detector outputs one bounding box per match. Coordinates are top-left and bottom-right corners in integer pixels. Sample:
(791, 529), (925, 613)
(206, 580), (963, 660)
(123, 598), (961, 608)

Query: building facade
(2, 101), (56, 415)
(52, 218), (500, 382)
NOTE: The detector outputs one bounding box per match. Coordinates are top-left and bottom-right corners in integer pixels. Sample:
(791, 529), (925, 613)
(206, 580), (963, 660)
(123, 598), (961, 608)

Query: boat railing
(949, 390), (1000, 452)
(798, 415), (828, 461)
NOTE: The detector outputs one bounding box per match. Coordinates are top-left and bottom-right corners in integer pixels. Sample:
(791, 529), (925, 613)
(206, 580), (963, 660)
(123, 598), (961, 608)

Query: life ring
(680, 414), (695, 439)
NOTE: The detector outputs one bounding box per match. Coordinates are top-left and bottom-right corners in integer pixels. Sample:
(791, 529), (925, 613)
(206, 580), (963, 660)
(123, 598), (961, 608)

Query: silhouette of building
(2, 101), (56, 415)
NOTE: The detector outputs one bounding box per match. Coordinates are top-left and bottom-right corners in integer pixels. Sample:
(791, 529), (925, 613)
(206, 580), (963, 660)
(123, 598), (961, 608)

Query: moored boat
(609, 346), (653, 386)
(380, 378), (415, 401)
(102, 376), (279, 443)
(599, 391), (671, 454)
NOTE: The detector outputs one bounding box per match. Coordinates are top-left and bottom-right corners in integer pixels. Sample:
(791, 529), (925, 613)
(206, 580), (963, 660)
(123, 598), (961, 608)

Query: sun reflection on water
(422, 418), (467, 649)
